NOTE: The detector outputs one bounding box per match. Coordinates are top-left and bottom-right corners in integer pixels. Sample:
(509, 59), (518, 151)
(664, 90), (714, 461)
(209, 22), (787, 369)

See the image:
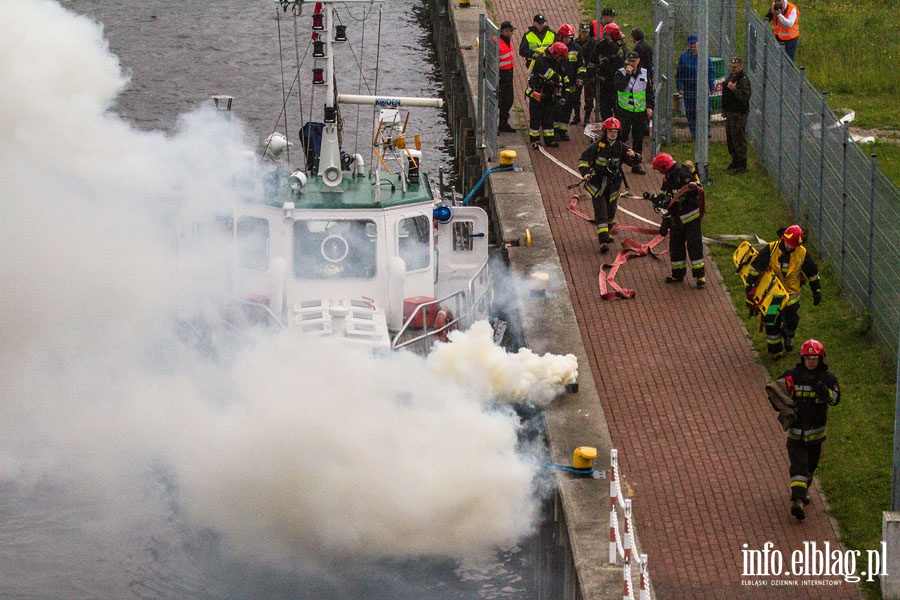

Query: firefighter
(589, 22), (626, 122)
(772, 339), (839, 520)
(744, 224), (821, 358)
(525, 42), (569, 148)
(651, 153), (706, 288)
(554, 23), (586, 141)
(577, 117), (642, 252)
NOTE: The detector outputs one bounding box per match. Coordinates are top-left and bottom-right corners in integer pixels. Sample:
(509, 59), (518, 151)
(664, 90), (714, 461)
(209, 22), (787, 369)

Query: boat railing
(391, 258), (492, 354)
(223, 298), (288, 335)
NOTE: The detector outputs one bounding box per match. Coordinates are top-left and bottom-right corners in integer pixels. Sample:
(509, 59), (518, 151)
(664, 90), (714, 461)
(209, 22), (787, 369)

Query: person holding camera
(614, 51), (653, 174)
(770, 339), (839, 521)
(577, 117), (642, 253)
(765, 0), (800, 61)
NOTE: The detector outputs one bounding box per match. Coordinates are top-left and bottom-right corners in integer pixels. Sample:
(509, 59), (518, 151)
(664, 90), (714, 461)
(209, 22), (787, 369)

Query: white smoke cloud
(0, 0), (570, 577)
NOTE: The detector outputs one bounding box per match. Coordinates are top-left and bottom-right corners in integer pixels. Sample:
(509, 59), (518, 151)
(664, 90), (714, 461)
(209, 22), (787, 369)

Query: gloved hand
(745, 284), (756, 299)
(813, 380), (832, 402)
(658, 218), (669, 237)
(813, 289), (822, 306)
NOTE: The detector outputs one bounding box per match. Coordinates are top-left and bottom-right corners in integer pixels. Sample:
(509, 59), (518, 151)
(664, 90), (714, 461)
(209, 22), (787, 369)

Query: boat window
(293, 219), (377, 279)
(397, 215), (430, 271)
(236, 216), (269, 271)
(452, 221), (474, 252)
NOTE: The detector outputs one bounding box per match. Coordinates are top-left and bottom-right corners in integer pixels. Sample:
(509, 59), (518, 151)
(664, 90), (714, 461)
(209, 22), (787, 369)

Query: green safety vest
(617, 68), (649, 113)
(525, 29), (555, 55)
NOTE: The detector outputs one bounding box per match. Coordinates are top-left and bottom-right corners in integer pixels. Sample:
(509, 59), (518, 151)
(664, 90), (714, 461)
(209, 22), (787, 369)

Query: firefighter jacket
(722, 70), (751, 114)
(561, 40), (586, 92)
(766, 2), (800, 42)
(659, 164), (702, 227)
(526, 56), (566, 101)
(589, 37), (626, 82)
(615, 66), (653, 113)
(578, 137), (642, 195)
(746, 240), (820, 304)
(498, 36), (515, 71)
(519, 27), (556, 61)
(776, 361), (839, 442)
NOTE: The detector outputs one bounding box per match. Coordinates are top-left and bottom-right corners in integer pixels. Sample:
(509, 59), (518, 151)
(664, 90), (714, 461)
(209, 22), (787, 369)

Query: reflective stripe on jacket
(772, 2), (800, 41)
(499, 37), (515, 70)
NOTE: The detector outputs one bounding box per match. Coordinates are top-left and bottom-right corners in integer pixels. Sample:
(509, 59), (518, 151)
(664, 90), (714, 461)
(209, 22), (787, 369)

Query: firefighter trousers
(787, 437), (823, 502)
(668, 219), (704, 280)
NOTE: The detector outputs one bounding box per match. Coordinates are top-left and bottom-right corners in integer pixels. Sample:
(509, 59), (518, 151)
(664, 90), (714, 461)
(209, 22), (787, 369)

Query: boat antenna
(368, 5), (384, 174)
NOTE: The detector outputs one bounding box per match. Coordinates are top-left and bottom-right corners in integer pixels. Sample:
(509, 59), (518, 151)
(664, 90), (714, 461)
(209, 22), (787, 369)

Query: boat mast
(317, 0), (343, 187)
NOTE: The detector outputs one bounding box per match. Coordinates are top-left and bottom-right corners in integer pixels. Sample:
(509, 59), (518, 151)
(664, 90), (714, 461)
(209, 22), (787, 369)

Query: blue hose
(540, 462), (595, 476)
(462, 165), (514, 205)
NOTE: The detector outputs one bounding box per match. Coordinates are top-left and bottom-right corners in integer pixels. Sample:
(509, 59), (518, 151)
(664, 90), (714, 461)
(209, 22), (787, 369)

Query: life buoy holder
(433, 306), (454, 342)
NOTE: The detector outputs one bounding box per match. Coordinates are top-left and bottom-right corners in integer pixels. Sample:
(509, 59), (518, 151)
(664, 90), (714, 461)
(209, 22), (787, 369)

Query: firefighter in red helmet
(525, 42), (570, 147)
(577, 117), (642, 252)
(651, 153), (707, 288)
(769, 339), (839, 520)
(745, 224), (821, 358)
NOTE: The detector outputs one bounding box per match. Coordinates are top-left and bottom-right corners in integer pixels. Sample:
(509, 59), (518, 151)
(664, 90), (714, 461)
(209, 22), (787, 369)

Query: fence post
(893, 321), (900, 511)
(867, 154), (877, 314)
(796, 67), (805, 216)
(840, 121), (849, 288)
(777, 52), (784, 189)
(818, 92), (827, 244)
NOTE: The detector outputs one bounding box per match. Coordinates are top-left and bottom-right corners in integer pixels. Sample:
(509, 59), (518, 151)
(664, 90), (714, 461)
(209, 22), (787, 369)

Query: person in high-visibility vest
(745, 225), (821, 358)
(497, 21), (517, 133)
(614, 51), (652, 174)
(765, 0), (800, 61)
(518, 14), (555, 62)
(771, 339), (840, 521)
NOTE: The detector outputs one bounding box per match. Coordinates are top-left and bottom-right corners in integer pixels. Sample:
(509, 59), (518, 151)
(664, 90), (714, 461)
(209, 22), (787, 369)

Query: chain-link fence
(652, 0), (735, 179)
(745, 7), (900, 362)
(477, 15), (499, 162)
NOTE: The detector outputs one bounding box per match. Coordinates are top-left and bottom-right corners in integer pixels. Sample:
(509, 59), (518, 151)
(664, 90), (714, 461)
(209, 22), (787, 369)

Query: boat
(209, 0), (496, 354)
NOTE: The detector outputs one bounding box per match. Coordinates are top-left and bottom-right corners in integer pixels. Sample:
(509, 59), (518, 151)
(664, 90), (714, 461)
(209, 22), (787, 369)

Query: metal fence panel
(477, 16), (499, 161)
(745, 3), (900, 363)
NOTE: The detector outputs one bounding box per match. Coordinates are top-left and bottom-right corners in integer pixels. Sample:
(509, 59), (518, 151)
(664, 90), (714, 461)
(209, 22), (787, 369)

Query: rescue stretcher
(733, 241), (788, 329)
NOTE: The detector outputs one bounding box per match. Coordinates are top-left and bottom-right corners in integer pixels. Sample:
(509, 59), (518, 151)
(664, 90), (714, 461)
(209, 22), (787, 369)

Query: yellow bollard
(572, 446), (598, 470)
(499, 150), (516, 167)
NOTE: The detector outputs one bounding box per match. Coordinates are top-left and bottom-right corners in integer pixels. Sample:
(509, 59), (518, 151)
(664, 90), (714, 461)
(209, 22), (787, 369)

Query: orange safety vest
(498, 36), (515, 70)
(772, 2), (800, 41)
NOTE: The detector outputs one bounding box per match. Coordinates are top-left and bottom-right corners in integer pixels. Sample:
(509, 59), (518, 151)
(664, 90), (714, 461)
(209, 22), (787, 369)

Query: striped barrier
(609, 448), (652, 600)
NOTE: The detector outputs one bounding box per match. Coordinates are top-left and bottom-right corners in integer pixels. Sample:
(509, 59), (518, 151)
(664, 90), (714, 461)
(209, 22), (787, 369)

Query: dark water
(60, 0), (458, 182)
(0, 2), (552, 599)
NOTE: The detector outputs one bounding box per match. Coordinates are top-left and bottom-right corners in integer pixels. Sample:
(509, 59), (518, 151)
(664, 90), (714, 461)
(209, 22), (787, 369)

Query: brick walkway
(490, 2), (860, 598)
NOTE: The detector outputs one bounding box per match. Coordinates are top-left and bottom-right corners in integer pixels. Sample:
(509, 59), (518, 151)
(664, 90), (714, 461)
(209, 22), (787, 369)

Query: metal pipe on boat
(337, 94), (444, 108)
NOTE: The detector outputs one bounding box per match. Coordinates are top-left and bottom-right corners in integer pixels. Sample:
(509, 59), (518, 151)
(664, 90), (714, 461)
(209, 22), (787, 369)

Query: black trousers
(499, 69), (514, 127)
(668, 219), (704, 279)
(787, 437), (823, 501)
(528, 96), (556, 143)
(618, 111), (649, 157)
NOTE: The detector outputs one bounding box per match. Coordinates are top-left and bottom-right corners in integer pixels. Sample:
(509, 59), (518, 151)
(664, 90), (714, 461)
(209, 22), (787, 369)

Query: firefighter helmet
(558, 23), (575, 37)
(781, 224), (804, 248)
(800, 339), (825, 361)
(604, 22), (622, 40)
(602, 117), (621, 130)
(652, 152), (676, 173)
(548, 42), (569, 60)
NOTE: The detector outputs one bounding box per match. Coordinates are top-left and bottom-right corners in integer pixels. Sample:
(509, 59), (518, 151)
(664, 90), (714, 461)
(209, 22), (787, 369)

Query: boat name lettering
(374, 97), (402, 107)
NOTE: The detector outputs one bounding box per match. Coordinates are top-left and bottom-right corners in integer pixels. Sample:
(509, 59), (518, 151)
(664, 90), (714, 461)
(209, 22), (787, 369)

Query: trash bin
(710, 56), (725, 115)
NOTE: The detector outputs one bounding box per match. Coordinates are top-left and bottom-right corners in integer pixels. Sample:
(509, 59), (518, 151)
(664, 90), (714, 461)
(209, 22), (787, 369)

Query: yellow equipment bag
(733, 241), (788, 328)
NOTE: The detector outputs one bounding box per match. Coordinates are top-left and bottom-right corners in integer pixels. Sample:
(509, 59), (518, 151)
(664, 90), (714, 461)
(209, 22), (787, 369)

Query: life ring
(433, 307), (454, 342)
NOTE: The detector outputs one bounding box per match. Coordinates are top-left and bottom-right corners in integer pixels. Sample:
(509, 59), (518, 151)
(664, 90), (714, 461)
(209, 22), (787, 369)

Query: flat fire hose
(567, 194), (667, 300)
